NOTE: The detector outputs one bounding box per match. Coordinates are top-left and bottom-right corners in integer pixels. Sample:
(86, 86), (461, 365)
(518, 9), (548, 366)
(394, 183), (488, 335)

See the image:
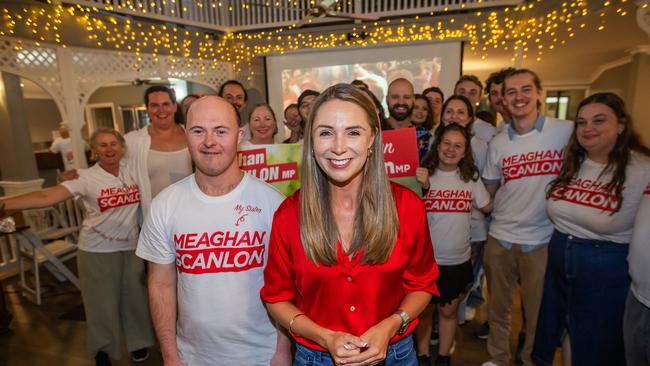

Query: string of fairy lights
(0, 0), (640, 78)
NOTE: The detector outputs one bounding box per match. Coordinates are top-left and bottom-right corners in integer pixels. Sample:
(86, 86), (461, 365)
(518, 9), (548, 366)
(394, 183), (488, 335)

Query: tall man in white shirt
(454, 75), (498, 142)
(136, 96), (290, 366)
(125, 86), (192, 217)
(481, 69), (573, 366)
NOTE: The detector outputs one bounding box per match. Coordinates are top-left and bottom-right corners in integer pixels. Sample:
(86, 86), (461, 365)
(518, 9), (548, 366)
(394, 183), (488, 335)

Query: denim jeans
(466, 241), (486, 309)
(624, 291), (650, 366)
(293, 335), (417, 366)
(532, 230), (629, 366)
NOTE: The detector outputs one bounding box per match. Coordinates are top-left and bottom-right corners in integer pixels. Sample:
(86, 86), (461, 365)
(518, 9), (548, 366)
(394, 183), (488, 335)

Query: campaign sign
(382, 128), (421, 196)
(238, 144), (302, 196)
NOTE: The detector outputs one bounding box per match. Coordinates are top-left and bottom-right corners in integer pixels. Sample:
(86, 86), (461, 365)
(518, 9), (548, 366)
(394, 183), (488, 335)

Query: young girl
(412, 94), (435, 161)
(415, 123), (493, 366)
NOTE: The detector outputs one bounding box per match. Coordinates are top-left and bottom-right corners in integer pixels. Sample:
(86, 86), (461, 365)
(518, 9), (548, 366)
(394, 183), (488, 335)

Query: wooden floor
(0, 261), (561, 366)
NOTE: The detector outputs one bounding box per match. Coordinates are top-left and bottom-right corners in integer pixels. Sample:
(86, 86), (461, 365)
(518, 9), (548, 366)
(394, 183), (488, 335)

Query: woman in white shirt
(0, 128), (154, 366)
(533, 93), (650, 366)
(415, 123), (492, 366)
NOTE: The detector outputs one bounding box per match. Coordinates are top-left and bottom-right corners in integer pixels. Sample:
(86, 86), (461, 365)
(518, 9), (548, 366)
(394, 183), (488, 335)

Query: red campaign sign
(381, 128), (419, 179)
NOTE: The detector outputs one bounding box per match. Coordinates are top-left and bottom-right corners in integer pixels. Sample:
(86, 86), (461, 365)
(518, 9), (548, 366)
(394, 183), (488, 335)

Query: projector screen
(265, 41), (462, 132)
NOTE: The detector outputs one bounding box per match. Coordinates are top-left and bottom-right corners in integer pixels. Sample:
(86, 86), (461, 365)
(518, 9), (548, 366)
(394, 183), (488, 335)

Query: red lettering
(175, 246), (266, 274)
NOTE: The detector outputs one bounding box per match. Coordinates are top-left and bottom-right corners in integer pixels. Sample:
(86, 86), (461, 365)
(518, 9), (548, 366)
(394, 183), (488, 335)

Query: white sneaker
(465, 306), (476, 321)
(481, 361), (499, 366)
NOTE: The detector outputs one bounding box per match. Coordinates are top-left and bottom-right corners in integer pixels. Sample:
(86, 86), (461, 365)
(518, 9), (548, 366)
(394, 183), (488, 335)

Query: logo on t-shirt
(502, 149), (563, 184)
(424, 189), (473, 213)
(550, 178), (621, 212)
(97, 185), (140, 212)
(174, 230), (267, 274)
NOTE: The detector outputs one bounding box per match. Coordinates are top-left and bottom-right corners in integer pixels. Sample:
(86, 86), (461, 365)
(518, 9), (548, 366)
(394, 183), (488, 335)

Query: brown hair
(547, 92), (650, 212)
(300, 83), (399, 266)
(414, 94), (434, 130)
(421, 123), (479, 183)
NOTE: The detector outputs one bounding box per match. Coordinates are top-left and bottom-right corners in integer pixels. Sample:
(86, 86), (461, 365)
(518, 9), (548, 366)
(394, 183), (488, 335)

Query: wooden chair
(15, 199), (84, 304)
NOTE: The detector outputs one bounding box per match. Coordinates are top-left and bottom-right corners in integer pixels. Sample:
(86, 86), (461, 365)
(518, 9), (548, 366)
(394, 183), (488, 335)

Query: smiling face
(186, 96), (243, 177)
(94, 133), (125, 167)
(488, 82), (509, 118)
(284, 106), (301, 132)
(425, 90), (443, 117)
(503, 72), (541, 121)
(249, 105), (277, 143)
(147, 91), (177, 128)
(411, 98), (430, 126)
(455, 80), (481, 111)
(386, 80), (414, 121)
(442, 99), (472, 127)
(575, 102), (623, 160)
(299, 95), (317, 123)
(437, 130), (467, 171)
(312, 99), (376, 188)
(222, 83), (247, 111)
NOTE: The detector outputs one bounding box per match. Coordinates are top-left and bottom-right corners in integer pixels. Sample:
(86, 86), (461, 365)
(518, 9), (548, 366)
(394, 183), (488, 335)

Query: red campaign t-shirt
(261, 182), (439, 351)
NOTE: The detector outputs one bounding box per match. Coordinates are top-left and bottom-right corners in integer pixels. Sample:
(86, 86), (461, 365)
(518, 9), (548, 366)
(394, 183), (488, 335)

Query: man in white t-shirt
(136, 96), (290, 366)
(481, 69), (573, 366)
(50, 122), (89, 171)
(454, 75), (498, 142)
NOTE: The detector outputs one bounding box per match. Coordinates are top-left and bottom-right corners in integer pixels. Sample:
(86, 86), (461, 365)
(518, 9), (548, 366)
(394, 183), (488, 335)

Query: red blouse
(261, 182), (439, 351)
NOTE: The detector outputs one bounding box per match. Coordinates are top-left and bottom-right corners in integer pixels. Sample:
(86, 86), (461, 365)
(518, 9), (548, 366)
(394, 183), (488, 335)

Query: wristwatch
(394, 309), (411, 335)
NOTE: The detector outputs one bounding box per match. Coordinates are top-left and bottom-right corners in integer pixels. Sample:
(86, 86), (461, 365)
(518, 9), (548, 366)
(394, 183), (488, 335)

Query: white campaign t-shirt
(629, 181), (650, 307)
(136, 173), (284, 366)
(61, 162), (140, 252)
(547, 153), (650, 243)
(470, 136), (489, 242)
(424, 169), (491, 265)
(483, 117), (573, 245)
(472, 118), (498, 142)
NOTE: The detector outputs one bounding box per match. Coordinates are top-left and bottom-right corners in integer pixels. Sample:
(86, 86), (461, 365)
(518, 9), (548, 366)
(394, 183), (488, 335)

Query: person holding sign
(262, 83), (438, 366)
(0, 128), (154, 366)
(414, 123), (493, 366)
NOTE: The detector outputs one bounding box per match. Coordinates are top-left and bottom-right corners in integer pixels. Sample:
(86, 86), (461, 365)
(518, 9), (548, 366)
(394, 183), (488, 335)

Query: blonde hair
(300, 83), (399, 266)
(89, 128), (126, 160)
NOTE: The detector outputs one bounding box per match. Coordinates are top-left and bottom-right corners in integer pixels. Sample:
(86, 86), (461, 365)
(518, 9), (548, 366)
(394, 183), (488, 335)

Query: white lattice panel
(0, 39), (64, 113)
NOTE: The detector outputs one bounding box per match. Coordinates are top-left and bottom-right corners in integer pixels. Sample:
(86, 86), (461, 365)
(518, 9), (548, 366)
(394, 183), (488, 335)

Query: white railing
(63, 0), (522, 31)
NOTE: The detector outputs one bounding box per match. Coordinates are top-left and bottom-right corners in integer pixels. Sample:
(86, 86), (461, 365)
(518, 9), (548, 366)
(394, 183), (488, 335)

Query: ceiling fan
(246, 0), (379, 28)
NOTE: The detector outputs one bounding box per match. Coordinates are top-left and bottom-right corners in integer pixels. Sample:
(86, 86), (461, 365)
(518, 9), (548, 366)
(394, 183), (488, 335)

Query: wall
(590, 52), (650, 145)
(24, 98), (61, 146)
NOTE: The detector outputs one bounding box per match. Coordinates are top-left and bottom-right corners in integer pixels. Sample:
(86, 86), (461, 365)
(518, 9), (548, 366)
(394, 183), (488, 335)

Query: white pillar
(56, 48), (88, 169)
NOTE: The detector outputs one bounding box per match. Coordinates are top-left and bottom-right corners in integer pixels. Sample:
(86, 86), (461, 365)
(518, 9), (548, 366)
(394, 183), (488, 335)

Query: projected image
(280, 58), (442, 109)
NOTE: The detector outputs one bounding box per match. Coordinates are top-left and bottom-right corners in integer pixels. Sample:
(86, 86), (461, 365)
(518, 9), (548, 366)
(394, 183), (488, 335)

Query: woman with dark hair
(261, 83), (438, 366)
(240, 104), (278, 147)
(0, 128), (154, 366)
(414, 123), (493, 366)
(533, 92), (650, 366)
(412, 94), (435, 161)
(423, 87), (444, 129)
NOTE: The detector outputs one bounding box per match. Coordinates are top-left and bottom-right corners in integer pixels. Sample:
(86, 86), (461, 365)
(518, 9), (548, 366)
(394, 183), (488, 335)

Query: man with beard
(385, 78), (415, 130)
(137, 96), (290, 366)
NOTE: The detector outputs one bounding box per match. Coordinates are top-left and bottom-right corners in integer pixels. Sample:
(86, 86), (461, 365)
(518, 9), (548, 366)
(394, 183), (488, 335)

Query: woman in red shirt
(261, 83), (438, 366)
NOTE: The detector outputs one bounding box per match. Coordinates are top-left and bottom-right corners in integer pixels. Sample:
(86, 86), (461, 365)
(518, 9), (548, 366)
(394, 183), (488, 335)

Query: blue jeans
(294, 335), (417, 366)
(466, 241), (486, 308)
(532, 230), (629, 366)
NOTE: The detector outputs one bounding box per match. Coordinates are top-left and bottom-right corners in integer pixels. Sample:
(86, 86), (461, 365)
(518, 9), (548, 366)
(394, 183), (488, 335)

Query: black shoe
(435, 355), (451, 366)
(473, 321), (489, 340)
(514, 331), (525, 364)
(131, 348), (150, 362)
(418, 354), (431, 366)
(95, 351), (111, 366)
